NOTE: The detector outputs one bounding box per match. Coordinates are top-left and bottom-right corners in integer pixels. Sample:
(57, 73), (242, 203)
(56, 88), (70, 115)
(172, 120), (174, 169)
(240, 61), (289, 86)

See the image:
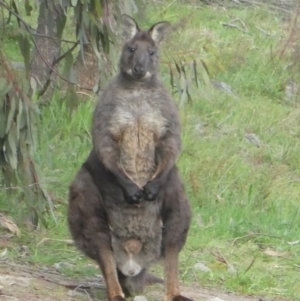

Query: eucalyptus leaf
(0, 49), (54, 227)
(16, 99), (23, 140)
(71, 0), (78, 7)
(8, 122), (18, 159)
(200, 59), (212, 87)
(169, 67), (174, 89)
(0, 110), (6, 138)
(30, 77), (37, 95)
(0, 82), (13, 97)
(95, 0), (102, 18)
(24, 0), (33, 16)
(91, 28), (101, 61)
(11, 0), (20, 26)
(62, 51), (74, 79)
(18, 35), (31, 74)
(192, 59), (198, 88)
(56, 12), (67, 40)
(5, 96), (17, 134)
(174, 59), (181, 75)
(6, 141), (17, 170)
(102, 24), (110, 54)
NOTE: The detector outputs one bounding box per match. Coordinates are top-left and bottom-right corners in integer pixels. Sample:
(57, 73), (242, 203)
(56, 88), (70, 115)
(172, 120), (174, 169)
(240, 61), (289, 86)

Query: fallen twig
(255, 25), (274, 37)
(83, 289), (93, 301)
(213, 0), (294, 14)
(231, 233), (281, 246)
(208, 249), (236, 273)
(237, 0), (292, 14)
(36, 237), (74, 246)
(222, 18), (249, 34)
(244, 255), (257, 273)
(222, 22), (248, 33)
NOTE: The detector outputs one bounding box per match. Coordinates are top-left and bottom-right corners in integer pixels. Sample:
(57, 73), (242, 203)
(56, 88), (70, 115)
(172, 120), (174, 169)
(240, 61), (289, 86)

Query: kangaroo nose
(133, 65), (145, 75)
(128, 269), (136, 276)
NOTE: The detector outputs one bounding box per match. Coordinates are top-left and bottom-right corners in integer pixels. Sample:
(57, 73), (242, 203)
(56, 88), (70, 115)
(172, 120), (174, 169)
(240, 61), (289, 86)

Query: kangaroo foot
(172, 295), (194, 301)
(111, 295), (126, 301)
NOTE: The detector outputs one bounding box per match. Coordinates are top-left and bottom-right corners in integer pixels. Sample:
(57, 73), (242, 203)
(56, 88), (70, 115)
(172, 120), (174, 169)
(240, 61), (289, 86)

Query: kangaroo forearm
(152, 157), (175, 184)
(95, 137), (143, 204)
(151, 145), (179, 183)
(100, 151), (134, 188)
(94, 136), (134, 187)
(141, 152), (176, 202)
(152, 134), (181, 180)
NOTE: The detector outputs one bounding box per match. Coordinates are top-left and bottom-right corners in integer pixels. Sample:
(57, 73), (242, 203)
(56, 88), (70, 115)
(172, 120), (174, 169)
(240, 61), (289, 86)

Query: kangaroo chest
(110, 90), (167, 188)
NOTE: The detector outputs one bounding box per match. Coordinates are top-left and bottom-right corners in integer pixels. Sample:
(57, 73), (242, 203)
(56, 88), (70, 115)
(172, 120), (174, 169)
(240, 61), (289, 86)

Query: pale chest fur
(109, 89), (168, 188)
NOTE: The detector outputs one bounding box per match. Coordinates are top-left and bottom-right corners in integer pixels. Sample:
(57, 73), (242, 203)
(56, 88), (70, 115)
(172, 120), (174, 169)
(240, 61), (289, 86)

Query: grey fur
(68, 14), (193, 301)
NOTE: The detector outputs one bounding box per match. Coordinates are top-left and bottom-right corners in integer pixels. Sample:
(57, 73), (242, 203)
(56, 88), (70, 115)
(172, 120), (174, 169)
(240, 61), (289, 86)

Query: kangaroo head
(119, 14), (171, 81)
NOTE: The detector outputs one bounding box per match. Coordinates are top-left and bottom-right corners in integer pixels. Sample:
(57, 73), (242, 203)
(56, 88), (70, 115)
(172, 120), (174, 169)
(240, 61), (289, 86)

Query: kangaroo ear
(149, 21), (171, 44)
(121, 14), (140, 41)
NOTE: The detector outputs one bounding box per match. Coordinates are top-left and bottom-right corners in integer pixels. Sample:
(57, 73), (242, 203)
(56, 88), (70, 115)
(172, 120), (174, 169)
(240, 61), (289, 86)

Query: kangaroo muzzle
(133, 64), (146, 77)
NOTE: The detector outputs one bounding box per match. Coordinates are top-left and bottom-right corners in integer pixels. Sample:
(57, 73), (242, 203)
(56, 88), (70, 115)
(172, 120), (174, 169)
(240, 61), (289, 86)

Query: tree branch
(31, 35), (93, 93)
(32, 32), (82, 45)
(0, 0), (94, 93)
(53, 42), (79, 66)
(37, 42), (80, 98)
(0, 1), (35, 32)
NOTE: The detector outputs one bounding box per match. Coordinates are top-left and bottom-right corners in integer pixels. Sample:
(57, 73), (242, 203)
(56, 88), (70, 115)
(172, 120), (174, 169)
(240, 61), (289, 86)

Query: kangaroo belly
(108, 203), (163, 276)
(111, 233), (162, 276)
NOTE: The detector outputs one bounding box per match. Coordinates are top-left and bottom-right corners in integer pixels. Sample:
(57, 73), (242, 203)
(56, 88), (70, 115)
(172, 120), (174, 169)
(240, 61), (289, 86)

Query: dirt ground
(0, 262), (281, 301)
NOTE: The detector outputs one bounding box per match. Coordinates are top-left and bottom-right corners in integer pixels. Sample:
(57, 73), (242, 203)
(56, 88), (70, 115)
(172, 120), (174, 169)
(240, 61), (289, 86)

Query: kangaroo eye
(149, 50), (155, 56)
(129, 47), (135, 53)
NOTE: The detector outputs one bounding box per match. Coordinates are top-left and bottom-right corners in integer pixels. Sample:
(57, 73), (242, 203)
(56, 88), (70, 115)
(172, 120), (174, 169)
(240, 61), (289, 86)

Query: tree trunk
(70, 38), (101, 98)
(70, 1), (117, 98)
(30, 0), (67, 103)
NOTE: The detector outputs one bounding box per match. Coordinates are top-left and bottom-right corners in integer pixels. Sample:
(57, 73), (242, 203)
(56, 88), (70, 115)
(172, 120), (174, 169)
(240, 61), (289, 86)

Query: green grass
(1, 1), (300, 300)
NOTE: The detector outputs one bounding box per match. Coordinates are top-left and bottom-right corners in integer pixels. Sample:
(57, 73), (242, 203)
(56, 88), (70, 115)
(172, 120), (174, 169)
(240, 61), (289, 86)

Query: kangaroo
(67, 14), (193, 301)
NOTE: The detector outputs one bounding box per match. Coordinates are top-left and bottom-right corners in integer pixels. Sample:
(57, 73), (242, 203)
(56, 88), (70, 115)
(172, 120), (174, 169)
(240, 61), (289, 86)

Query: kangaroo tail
(145, 272), (164, 285)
